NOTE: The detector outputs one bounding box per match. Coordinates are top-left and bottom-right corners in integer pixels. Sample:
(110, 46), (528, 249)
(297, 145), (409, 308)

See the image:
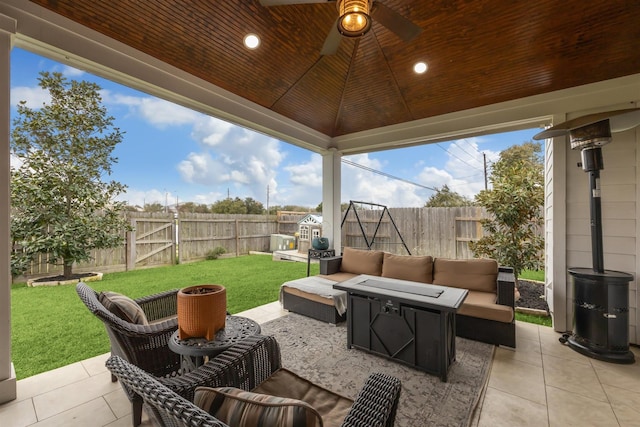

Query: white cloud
(10, 86), (50, 108)
(176, 118), (284, 204)
(102, 91), (201, 128)
(416, 138), (500, 198)
(341, 154), (425, 207)
(61, 65), (85, 77)
(278, 153), (426, 208)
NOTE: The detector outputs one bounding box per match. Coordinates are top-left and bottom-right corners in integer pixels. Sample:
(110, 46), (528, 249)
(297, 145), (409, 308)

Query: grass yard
(11, 254), (316, 379)
(11, 255), (550, 379)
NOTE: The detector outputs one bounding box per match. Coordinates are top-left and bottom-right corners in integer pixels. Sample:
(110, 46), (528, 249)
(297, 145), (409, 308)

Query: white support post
(0, 13), (17, 404)
(322, 148), (342, 253)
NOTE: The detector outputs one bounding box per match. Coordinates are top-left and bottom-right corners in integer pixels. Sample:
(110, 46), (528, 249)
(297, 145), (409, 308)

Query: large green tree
(425, 185), (474, 207)
(11, 72), (131, 278)
(469, 142), (544, 282)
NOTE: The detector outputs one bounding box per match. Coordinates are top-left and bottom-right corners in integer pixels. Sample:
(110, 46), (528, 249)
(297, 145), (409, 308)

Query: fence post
(126, 219), (136, 271)
(171, 216), (176, 265)
(235, 219), (240, 256)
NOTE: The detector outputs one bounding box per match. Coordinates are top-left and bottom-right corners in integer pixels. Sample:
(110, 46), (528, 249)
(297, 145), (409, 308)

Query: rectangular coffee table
(334, 274), (468, 382)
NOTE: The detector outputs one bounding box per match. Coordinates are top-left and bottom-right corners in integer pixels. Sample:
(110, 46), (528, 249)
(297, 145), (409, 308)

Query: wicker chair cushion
(98, 291), (149, 325)
(253, 368), (353, 427)
(194, 385), (322, 427)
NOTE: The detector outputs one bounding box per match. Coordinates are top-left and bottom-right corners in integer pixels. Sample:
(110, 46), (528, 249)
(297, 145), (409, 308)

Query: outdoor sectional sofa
(280, 247), (516, 348)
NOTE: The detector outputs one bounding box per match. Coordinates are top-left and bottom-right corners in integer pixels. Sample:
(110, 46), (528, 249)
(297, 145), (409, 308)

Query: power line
(435, 143), (483, 171)
(455, 138), (484, 160)
(341, 159), (437, 191)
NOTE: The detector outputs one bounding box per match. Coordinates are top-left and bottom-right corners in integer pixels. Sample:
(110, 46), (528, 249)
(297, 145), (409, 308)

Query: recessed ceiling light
(244, 34), (260, 49)
(414, 62), (428, 74)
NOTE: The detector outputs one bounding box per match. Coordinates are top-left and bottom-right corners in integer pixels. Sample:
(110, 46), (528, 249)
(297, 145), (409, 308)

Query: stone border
(515, 306), (550, 317)
(27, 272), (103, 287)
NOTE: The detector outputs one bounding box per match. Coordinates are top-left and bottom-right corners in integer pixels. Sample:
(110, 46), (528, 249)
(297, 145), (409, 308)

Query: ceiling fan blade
(371, 2), (422, 42)
(259, 0), (333, 6)
(320, 20), (342, 55)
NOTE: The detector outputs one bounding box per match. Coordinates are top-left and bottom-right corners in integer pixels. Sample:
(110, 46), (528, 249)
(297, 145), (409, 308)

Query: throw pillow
(99, 291), (149, 325)
(194, 386), (323, 427)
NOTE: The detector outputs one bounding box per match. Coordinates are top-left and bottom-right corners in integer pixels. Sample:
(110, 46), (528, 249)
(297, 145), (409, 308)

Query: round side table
(169, 315), (261, 371)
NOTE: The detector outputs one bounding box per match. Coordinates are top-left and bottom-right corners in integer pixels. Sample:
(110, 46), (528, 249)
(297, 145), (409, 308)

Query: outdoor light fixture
(243, 33), (260, 49)
(337, 0), (372, 37)
(414, 62), (428, 74)
(534, 107), (640, 364)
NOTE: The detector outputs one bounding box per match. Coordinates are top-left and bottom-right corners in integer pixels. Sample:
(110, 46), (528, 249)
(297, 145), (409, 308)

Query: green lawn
(11, 256), (550, 379)
(11, 254), (316, 379)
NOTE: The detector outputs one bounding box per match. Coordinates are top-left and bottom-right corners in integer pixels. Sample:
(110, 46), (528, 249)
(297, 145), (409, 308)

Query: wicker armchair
(107, 335), (402, 427)
(76, 282), (181, 426)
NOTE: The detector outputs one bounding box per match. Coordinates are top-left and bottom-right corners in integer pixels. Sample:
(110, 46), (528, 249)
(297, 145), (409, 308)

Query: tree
(211, 197), (248, 214)
(243, 197), (265, 214)
(178, 202), (210, 213)
(469, 142), (544, 282)
(425, 185), (474, 207)
(11, 72), (131, 278)
(143, 202), (165, 213)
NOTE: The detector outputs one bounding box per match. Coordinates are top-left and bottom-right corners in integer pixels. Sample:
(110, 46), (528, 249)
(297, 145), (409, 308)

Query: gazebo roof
(9, 0), (639, 155)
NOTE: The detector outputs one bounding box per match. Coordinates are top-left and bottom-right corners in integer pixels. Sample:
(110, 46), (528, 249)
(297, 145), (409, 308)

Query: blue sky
(10, 47), (541, 209)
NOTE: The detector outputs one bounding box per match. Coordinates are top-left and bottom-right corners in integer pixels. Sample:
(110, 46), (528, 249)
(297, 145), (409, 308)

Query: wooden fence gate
(126, 214), (176, 270)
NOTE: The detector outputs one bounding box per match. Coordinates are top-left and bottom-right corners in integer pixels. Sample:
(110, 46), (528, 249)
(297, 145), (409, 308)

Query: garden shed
(297, 214), (322, 254)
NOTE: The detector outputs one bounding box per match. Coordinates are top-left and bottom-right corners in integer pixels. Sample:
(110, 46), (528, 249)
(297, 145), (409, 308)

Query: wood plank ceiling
(27, 0), (640, 138)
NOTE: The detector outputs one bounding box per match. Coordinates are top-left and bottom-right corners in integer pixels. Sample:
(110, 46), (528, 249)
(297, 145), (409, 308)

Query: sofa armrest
(320, 256), (343, 275)
(341, 372), (402, 427)
(497, 266), (516, 309)
(159, 335), (282, 402)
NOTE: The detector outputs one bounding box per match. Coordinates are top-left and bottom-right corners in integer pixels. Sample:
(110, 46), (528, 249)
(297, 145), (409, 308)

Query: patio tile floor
(2, 303), (639, 426)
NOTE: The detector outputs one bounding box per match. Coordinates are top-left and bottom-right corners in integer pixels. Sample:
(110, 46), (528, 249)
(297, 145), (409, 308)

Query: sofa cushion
(381, 253), (433, 283)
(458, 290), (514, 323)
(99, 291), (149, 325)
(253, 368), (353, 427)
(433, 258), (498, 293)
(195, 385), (322, 427)
(340, 247), (384, 276)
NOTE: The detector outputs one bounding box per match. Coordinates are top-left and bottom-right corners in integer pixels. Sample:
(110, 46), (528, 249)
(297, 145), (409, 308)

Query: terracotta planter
(177, 284), (226, 341)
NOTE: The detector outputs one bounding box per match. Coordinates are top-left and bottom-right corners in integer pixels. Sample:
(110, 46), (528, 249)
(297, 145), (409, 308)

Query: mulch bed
(516, 279), (549, 312)
(31, 272), (97, 283)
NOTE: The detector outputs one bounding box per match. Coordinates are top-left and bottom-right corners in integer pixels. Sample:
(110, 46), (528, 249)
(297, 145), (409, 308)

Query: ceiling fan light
(337, 0), (371, 37)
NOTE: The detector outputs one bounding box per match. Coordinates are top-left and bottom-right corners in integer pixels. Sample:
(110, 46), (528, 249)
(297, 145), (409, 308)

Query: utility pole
(483, 153), (488, 190)
(266, 185), (270, 216)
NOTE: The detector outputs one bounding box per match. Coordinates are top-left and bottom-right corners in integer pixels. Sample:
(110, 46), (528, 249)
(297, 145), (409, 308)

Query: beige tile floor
(2, 303), (640, 427)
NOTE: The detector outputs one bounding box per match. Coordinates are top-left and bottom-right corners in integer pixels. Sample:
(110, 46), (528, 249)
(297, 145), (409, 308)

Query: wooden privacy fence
(177, 213), (277, 262)
(16, 207), (540, 280)
(341, 206), (488, 259)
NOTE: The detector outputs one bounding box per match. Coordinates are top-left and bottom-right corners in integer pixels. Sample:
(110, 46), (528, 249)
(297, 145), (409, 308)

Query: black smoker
(534, 109), (640, 364)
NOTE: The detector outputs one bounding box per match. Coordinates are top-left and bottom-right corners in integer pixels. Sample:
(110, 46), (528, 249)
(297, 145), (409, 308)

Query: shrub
(206, 247), (226, 260)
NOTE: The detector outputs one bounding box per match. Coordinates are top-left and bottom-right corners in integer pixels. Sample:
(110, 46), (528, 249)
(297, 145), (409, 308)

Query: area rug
(261, 313), (494, 427)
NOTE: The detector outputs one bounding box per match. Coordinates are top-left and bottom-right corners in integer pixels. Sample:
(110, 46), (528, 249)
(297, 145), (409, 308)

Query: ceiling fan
(259, 0), (422, 55)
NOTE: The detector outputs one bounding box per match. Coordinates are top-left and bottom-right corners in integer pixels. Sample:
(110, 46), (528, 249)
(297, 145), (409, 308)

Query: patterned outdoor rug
(261, 313), (494, 427)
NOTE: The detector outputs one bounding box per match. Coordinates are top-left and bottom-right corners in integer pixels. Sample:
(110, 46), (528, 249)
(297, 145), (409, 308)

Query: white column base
(0, 363), (17, 404)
